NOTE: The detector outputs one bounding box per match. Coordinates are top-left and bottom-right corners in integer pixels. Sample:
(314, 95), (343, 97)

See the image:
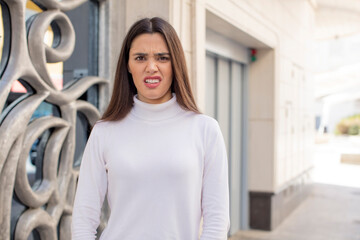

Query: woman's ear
(128, 64), (131, 74)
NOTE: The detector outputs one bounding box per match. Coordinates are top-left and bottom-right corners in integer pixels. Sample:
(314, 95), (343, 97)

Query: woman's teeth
(145, 79), (160, 83)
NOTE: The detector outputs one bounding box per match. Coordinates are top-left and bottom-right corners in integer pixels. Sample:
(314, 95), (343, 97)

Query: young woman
(72, 17), (230, 240)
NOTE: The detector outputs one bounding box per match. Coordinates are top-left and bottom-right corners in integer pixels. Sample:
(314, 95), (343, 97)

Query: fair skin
(128, 33), (173, 104)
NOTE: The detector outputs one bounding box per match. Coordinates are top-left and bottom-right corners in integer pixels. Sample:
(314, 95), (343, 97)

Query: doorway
(205, 51), (248, 234)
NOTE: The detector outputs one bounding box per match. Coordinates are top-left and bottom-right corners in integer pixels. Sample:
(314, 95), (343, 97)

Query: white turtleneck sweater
(72, 95), (230, 240)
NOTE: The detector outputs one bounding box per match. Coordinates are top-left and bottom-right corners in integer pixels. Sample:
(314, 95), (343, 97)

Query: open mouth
(145, 79), (160, 84)
(144, 77), (161, 88)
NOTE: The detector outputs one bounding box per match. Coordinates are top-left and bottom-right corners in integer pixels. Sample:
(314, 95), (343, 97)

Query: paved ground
(229, 135), (360, 240)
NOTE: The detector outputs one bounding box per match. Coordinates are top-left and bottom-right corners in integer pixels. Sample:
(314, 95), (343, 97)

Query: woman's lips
(144, 76), (161, 88)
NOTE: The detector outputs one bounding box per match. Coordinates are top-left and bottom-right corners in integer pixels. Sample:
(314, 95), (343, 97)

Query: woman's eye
(135, 56), (145, 61)
(158, 56), (170, 62)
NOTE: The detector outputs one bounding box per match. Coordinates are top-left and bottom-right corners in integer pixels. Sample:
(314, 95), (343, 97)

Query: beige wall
(103, 0), (315, 193)
(203, 0), (315, 192)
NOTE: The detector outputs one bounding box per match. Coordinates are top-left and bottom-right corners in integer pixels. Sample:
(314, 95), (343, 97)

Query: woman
(72, 17), (230, 240)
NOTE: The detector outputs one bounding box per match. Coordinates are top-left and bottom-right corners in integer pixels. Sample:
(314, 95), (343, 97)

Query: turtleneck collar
(130, 93), (184, 121)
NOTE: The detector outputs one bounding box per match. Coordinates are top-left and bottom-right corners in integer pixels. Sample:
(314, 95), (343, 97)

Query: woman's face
(128, 33), (173, 104)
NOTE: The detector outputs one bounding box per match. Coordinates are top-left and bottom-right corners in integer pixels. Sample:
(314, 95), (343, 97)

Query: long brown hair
(101, 17), (200, 121)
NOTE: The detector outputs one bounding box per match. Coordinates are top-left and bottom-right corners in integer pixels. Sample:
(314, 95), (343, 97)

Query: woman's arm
(200, 120), (230, 240)
(72, 124), (108, 240)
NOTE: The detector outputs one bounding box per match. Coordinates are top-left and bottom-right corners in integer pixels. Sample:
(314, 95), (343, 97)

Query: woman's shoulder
(190, 113), (221, 134)
(90, 119), (122, 135)
(92, 120), (109, 131)
(190, 114), (224, 149)
(192, 113), (219, 125)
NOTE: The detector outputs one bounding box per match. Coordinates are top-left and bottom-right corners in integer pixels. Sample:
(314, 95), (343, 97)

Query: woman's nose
(146, 59), (158, 73)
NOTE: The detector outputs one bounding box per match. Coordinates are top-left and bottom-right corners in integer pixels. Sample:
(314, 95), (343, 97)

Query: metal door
(206, 52), (247, 234)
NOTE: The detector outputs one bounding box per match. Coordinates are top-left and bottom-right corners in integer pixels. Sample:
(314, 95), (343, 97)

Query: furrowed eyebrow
(132, 52), (170, 56)
(133, 53), (148, 56)
(155, 53), (170, 56)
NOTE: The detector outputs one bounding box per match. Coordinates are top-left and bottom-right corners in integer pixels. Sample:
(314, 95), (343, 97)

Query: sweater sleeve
(200, 120), (230, 240)
(72, 124), (108, 240)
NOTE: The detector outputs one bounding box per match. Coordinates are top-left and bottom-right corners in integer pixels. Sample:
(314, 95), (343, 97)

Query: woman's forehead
(130, 33), (169, 52)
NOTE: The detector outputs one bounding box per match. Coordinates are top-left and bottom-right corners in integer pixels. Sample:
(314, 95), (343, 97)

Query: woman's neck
(131, 93), (183, 121)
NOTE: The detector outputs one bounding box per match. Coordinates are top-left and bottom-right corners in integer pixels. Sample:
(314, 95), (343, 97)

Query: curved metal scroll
(0, 0), (108, 239)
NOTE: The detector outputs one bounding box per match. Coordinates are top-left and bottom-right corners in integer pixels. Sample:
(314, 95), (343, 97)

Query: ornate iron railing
(0, 0), (108, 239)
